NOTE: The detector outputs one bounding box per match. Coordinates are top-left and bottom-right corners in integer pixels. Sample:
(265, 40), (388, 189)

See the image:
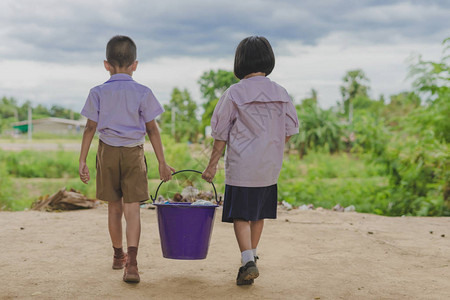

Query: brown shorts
(96, 140), (149, 203)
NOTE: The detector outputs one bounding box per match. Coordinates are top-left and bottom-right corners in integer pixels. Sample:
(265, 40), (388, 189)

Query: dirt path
(0, 206), (449, 299)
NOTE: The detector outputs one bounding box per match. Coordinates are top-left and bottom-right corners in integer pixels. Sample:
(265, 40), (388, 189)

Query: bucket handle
(150, 169), (219, 204)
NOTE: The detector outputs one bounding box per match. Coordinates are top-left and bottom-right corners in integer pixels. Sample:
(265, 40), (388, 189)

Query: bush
(0, 150), (95, 178)
(289, 104), (343, 158)
(351, 111), (390, 156)
(0, 161), (14, 210)
(379, 133), (449, 216)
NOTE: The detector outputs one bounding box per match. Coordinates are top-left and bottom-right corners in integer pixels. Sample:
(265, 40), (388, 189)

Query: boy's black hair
(234, 36), (275, 80)
(106, 35), (137, 68)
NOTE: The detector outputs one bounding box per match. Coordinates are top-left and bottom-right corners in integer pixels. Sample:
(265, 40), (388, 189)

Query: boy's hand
(79, 162), (90, 184)
(202, 165), (217, 183)
(159, 163), (175, 182)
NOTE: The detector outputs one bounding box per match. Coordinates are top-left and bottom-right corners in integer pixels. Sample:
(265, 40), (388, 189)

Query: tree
(198, 69), (239, 134)
(408, 37), (449, 99)
(340, 69), (370, 124)
(17, 101), (32, 121)
(160, 88), (199, 143)
(47, 105), (80, 120)
(0, 97), (18, 119)
(0, 97), (19, 133)
(380, 92), (420, 128)
(407, 37), (450, 143)
(33, 104), (51, 119)
(376, 37), (450, 216)
(298, 88), (318, 108)
(50, 105), (68, 118)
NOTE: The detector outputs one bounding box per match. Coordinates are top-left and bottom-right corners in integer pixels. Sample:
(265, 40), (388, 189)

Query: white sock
(241, 250), (254, 266)
(252, 248), (257, 257)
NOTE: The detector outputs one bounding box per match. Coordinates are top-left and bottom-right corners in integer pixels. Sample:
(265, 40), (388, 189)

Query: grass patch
(5, 178), (98, 211)
(1, 146), (388, 214)
(278, 177), (389, 214)
(278, 152), (389, 214)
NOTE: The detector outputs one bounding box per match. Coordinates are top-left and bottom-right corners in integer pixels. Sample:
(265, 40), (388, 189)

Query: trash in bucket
(149, 170), (220, 260)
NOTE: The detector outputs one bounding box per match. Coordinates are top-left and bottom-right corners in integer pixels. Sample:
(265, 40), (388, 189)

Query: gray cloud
(0, 0), (449, 63)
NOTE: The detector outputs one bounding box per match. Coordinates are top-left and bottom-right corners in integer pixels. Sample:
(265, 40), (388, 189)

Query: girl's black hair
(106, 35), (137, 68)
(234, 36), (275, 80)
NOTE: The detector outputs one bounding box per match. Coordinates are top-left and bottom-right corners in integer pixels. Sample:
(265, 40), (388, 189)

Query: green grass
(0, 150), (93, 178)
(5, 176), (224, 211)
(278, 152), (389, 214)
(0, 146), (390, 214)
(0, 141), (225, 210)
(278, 177), (389, 214)
(7, 178), (97, 211)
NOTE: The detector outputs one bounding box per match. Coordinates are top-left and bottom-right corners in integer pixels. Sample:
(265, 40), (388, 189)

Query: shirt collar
(244, 75), (269, 81)
(105, 73), (134, 83)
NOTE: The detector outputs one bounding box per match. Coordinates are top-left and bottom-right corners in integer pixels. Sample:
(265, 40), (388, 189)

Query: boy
(79, 35), (174, 283)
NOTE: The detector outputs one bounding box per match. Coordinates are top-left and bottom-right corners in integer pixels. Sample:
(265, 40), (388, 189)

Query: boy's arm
(145, 120), (175, 182)
(79, 119), (97, 184)
(202, 139), (226, 183)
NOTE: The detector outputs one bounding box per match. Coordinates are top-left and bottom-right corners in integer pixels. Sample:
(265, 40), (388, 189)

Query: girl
(202, 36), (299, 285)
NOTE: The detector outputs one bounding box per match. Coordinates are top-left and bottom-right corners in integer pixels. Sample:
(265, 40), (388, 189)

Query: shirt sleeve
(211, 90), (236, 141)
(140, 89), (165, 123)
(80, 88), (100, 122)
(285, 100), (299, 136)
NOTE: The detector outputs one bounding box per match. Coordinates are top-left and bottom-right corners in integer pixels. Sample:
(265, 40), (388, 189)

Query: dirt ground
(0, 205), (449, 300)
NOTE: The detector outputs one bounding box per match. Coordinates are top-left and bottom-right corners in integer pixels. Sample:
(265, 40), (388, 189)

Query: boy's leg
(108, 200), (124, 248)
(108, 199), (127, 269)
(120, 145), (147, 283)
(123, 202), (141, 247)
(123, 202), (141, 283)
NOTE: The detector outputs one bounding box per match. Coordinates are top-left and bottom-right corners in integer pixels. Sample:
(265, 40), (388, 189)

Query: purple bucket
(150, 170), (219, 260)
(154, 202), (218, 259)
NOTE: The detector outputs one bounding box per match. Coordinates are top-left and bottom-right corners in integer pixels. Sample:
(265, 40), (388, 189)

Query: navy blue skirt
(222, 184), (278, 223)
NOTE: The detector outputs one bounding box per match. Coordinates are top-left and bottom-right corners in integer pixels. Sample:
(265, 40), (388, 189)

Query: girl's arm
(202, 139), (226, 183)
(146, 120), (175, 182)
(285, 136), (292, 143)
(79, 119), (97, 184)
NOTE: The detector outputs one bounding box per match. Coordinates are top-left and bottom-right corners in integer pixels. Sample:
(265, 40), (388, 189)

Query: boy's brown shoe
(112, 253), (128, 270)
(123, 263), (140, 283)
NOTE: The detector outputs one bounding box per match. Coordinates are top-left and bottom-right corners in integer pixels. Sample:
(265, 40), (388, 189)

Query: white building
(12, 117), (86, 135)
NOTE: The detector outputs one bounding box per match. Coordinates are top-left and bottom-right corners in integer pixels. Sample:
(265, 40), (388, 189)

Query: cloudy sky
(0, 0), (449, 111)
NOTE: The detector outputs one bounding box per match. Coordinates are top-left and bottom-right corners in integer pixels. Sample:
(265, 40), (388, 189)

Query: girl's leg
(233, 219), (252, 252)
(108, 200), (124, 248)
(234, 219), (259, 285)
(123, 202), (141, 247)
(250, 219), (264, 249)
(234, 219), (256, 266)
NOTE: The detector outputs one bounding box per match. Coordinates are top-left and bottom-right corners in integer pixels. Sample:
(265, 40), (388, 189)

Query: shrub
(0, 161), (14, 210)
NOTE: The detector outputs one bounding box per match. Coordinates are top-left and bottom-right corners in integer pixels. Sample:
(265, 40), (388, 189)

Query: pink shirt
(211, 76), (299, 187)
(81, 74), (164, 147)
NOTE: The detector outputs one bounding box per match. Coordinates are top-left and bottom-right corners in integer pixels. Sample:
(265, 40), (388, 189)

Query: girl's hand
(202, 165), (217, 183)
(79, 162), (90, 184)
(159, 163), (175, 182)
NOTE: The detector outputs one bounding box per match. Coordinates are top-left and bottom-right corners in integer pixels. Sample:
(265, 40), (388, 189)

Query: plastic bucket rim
(153, 203), (219, 207)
